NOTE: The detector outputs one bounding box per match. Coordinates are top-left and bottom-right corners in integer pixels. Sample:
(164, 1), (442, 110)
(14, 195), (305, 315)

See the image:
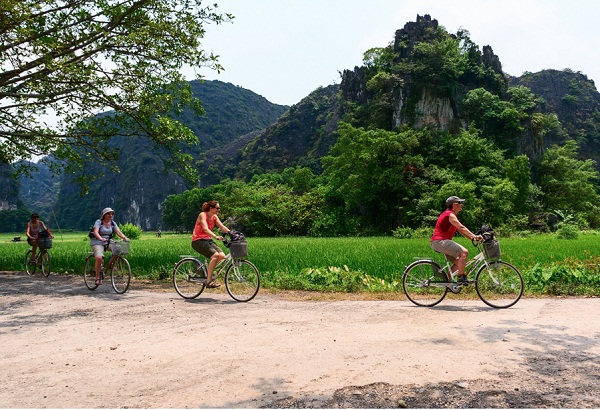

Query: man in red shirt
(430, 196), (483, 281)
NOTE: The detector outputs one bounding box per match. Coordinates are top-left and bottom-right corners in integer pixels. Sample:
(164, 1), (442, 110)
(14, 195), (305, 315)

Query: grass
(1, 231), (600, 296)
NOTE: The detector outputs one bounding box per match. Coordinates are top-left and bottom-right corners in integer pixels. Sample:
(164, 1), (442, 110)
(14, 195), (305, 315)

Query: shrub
(392, 226), (414, 239)
(120, 222), (143, 240)
(392, 226), (431, 239)
(556, 224), (579, 239)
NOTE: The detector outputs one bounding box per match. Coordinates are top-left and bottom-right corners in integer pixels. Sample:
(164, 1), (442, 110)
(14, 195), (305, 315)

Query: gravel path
(1, 273), (599, 408)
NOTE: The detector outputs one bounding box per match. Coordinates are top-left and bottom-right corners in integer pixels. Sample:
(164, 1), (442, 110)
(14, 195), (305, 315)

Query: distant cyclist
(25, 213), (50, 263)
(430, 196), (482, 281)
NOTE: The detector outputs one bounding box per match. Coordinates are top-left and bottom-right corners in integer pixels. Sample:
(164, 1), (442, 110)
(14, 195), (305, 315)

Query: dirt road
(1, 273), (599, 408)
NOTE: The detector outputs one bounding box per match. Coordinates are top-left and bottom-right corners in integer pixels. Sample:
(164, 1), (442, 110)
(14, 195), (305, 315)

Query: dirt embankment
(1, 273), (599, 408)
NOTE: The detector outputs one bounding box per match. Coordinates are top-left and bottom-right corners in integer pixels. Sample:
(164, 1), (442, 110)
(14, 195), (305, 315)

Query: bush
(556, 224), (579, 239)
(392, 226), (414, 239)
(392, 226), (431, 239)
(120, 222), (143, 240)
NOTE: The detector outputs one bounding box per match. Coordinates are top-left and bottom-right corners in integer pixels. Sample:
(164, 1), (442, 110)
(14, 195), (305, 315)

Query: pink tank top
(192, 213), (215, 241)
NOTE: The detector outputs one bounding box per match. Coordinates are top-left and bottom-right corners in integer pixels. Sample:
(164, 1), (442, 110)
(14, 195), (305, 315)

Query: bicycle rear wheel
(110, 257), (131, 294)
(225, 259), (260, 302)
(84, 254), (99, 290)
(402, 260), (448, 307)
(173, 258), (205, 299)
(25, 250), (36, 275)
(40, 251), (51, 277)
(475, 261), (523, 308)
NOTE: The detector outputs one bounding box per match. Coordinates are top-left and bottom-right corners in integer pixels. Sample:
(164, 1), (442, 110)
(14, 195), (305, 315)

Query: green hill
(50, 80), (288, 230)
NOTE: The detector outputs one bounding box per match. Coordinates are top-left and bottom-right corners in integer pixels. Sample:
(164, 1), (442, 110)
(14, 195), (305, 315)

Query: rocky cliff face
(341, 14), (504, 133)
(509, 69), (600, 159)
(0, 163), (18, 211)
(220, 15), (599, 185)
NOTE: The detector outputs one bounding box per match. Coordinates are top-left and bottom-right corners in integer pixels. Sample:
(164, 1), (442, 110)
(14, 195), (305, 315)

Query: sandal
(95, 279), (102, 286)
(206, 281), (221, 288)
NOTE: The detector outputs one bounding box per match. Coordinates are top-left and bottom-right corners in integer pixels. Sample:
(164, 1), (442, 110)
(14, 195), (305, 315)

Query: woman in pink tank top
(191, 200), (231, 288)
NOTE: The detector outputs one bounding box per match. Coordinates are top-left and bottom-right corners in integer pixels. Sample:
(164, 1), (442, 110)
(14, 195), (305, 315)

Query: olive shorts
(192, 239), (221, 258)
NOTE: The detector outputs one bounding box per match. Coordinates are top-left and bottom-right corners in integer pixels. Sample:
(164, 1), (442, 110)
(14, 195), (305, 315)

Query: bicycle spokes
(225, 260), (260, 302)
(475, 261), (523, 309)
(402, 260), (448, 307)
(173, 258), (205, 299)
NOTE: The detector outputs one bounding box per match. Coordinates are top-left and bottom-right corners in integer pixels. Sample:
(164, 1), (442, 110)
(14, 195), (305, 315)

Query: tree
(539, 140), (600, 216)
(322, 122), (427, 231)
(0, 0), (232, 185)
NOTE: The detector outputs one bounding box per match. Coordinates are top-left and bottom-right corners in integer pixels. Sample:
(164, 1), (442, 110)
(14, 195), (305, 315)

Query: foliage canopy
(0, 0), (232, 184)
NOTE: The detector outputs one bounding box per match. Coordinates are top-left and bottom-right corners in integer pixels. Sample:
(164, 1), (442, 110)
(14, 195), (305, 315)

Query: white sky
(190, 0), (600, 106)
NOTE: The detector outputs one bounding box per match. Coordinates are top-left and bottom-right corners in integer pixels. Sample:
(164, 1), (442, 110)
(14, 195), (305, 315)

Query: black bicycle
(25, 237), (52, 277)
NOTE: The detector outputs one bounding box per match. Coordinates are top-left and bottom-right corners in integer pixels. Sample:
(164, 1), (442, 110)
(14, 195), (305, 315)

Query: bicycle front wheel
(475, 261), (523, 308)
(25, 250), (36, 275)
(110, 257), (131, 294)
(40, 251), (51, 277)
(402, 260), (448, 307)
(173, 258), (205, 299)
(84, 254), (98, 290)
(225, 259), (260, 302)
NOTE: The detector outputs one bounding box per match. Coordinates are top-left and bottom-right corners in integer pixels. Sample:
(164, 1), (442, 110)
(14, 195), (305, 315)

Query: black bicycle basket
(478, 225), (501, 260)
(226, 231), (248, 258)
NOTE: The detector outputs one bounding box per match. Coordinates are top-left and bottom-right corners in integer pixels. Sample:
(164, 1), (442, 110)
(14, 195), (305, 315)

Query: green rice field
(1, 231), (600, 295)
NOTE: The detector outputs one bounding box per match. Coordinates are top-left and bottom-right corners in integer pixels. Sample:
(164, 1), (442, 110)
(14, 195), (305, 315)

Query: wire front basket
(483, 238), (501, 260)
(36, 237), (53, 249)
(110, 241), (130, 255)
(229, 241), (248, 259)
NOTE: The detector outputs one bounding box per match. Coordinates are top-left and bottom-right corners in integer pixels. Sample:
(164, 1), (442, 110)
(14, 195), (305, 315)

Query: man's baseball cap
(446, 196), (465, 206)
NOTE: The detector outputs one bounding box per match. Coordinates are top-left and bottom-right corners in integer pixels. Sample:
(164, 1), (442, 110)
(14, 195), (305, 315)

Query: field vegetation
(1, 231), (599, 297)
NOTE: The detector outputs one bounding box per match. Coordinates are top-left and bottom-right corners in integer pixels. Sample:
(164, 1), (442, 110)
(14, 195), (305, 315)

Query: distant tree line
(163, 122), (599, 236)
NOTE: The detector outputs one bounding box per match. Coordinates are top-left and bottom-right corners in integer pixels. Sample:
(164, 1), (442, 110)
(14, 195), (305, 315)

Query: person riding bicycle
(430, 196), (483, 281)
(90, 207), (129, 286)
(25, 213), (51, 263)
(191, 201), (231, 288)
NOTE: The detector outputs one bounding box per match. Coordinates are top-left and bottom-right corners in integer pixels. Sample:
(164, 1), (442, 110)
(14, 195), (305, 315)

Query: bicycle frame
(403, 238), (523, 308)
(439, 247), (487, 280)
(197, 252), (232, 279)
(83, 240), (131, 293)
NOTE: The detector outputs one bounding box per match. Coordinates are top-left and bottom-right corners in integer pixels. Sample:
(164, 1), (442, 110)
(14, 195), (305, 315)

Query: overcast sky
(187, 0), (600, 107)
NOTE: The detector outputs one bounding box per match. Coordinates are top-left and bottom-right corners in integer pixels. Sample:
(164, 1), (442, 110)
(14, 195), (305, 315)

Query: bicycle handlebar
(471, 237), (484, 247)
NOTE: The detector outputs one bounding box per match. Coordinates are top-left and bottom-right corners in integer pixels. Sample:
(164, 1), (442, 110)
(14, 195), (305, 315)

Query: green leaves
(1, 0), (232, 185)
(540, 140), (600, 213)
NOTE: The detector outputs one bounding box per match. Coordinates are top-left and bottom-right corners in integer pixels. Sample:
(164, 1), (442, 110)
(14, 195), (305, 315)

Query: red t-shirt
(431, 209), (457, 241)
(192, 213), (215, 241)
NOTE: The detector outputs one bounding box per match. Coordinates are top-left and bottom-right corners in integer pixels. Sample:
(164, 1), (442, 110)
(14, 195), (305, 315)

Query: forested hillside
(509, 69), (600, 165)
(164, 15), (600, 237)
(3, 80), (288, 232)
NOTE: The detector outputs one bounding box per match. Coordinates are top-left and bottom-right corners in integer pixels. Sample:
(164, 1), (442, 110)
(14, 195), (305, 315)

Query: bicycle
(83, 240), (131, 294)
(25, 237), (53, 277)
(402, 229), (523, 308)
(173, 233), (260, 302)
